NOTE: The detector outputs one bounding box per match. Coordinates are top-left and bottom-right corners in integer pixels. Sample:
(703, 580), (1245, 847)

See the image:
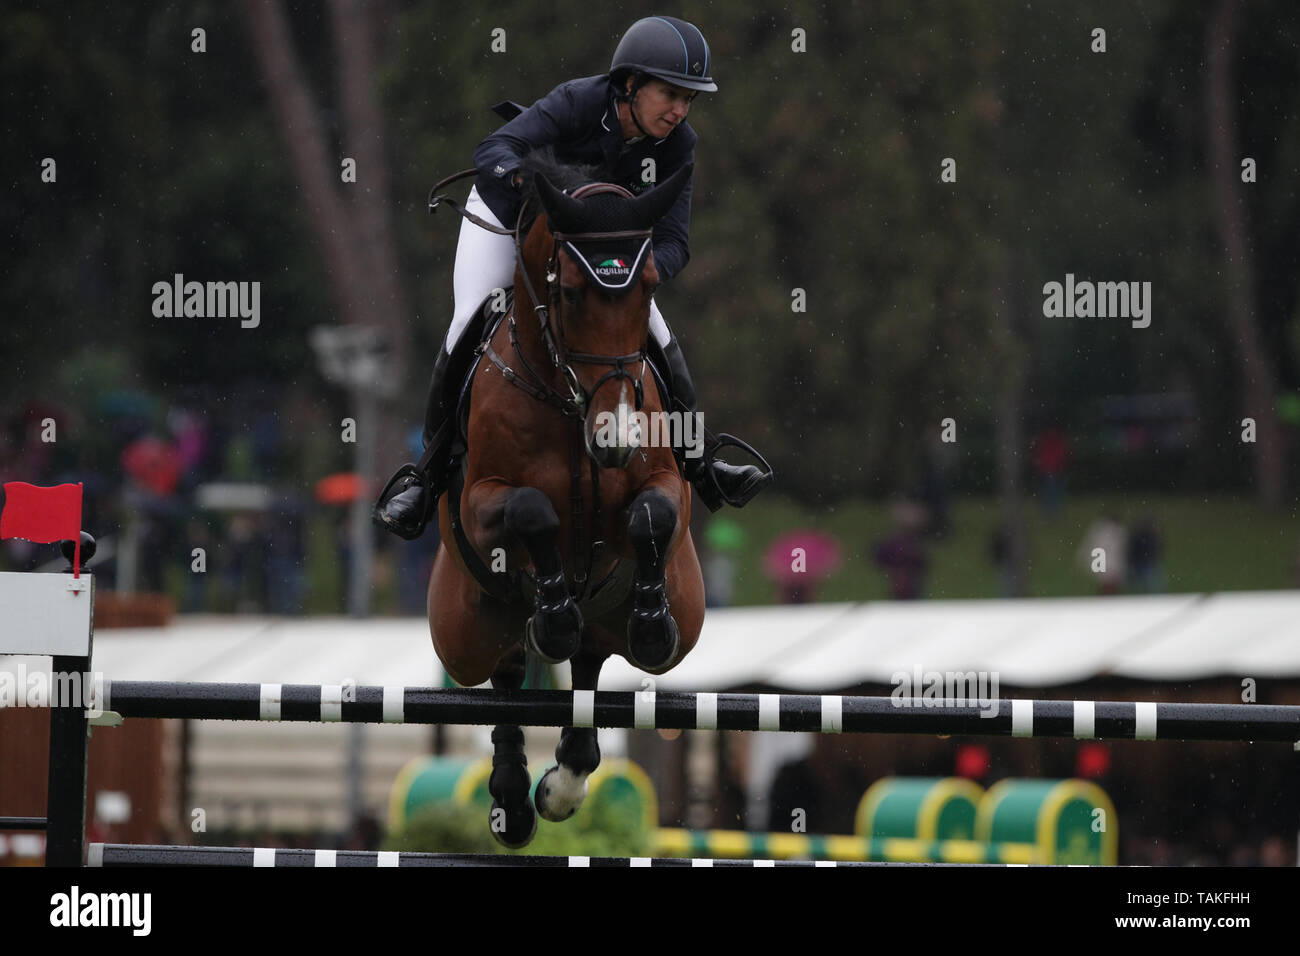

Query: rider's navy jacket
(473, 74), (696, 282)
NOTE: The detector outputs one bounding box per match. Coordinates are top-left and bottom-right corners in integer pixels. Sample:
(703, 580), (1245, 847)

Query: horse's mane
(516, 148), (607, 232)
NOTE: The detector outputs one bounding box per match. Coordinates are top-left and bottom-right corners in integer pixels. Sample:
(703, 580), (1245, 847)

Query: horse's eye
(562, 286), (581, 305)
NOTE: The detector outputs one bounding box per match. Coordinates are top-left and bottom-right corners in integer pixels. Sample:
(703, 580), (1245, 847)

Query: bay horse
(426, 156), (704, 847)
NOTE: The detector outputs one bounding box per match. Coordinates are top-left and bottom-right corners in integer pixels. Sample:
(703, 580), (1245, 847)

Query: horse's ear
(534, 173), (586, 232)
(628, 164), (693, 226)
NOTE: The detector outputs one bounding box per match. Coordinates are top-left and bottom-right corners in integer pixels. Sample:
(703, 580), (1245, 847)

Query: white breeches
(444, 186), (672, 354)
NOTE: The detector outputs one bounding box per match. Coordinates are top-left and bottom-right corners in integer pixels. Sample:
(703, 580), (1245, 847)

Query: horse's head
(523, 164), (692, 469)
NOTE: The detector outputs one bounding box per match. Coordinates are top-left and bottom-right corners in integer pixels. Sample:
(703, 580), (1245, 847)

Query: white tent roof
(5, 591), (1298, 692)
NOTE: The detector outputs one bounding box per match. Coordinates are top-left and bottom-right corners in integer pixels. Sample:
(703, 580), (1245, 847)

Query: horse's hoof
(534, 765), (588, 822)
(627, 610), (679, 672)
(525, 603), (583, 663)
(489, 798), (538, 849)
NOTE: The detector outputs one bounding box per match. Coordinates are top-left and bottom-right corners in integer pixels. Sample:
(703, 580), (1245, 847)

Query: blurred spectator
(766, 737), (868, 835)
(1075, 742), (1112, 780)
(988, 522), (1016, 597)
(168, 408), (209, 489)
(121, 434), (183, 497)
(702, 518), (744, 608)
(1078, 515), (1126, 595)
(266, 504), (308, 614)
(954, 744), (991, 783)
(1031, 426), (1069, 517)
(392, 426), (441, 615)
(343, 813), (382, 851)
(1259, 836), (1291, 867)
(872, 500), (929, 600)
(1126, 515), (1165, 593)
(917, 423), (956, 538)
(224, 512), (272, 611)
(120, 436), (185, 594)
(763, 529), (842, 604)
(136, 497), (181, 593)
(183, 518), (215, 611)
(398, 526), (438, 615)
(251, 412), (282, 477)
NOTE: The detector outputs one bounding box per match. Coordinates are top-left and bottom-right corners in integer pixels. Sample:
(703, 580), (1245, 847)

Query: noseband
(430, 171), (651, 421)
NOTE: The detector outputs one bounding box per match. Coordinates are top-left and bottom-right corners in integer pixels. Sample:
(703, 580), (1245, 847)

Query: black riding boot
(656, 336), (773, 512)
(373, 324), (482, 540)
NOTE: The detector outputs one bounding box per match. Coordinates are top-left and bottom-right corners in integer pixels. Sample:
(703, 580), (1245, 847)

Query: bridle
(428, 170), (655, 601)
(429, 171), (651, 421)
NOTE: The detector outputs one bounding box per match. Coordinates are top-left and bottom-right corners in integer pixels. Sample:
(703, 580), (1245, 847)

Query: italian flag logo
(598, 258), (628, 268)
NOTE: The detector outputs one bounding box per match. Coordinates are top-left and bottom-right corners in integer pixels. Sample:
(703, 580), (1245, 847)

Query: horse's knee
(628, 489), (677, 570)
(629, 489), (676, 545)
(504, 487), (559, 540)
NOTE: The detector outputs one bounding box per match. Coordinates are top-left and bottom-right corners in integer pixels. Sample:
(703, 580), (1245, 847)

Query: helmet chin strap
(620, 75), (654, 139)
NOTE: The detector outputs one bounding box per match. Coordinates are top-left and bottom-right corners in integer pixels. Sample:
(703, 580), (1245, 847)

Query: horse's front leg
(487, 645), (536, 848)
(535, 649), (606, 822)
(626, 485), (683, 672)
(493, 485), (583, 663)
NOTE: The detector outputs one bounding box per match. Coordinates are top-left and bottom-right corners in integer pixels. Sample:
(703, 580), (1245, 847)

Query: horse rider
(374, 15), (772, 540)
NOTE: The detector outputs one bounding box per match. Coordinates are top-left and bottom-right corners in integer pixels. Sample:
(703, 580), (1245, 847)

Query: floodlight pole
(309, 326), (393, 836)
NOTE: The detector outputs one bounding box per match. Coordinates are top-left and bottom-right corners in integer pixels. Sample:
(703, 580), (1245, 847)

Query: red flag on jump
(0, 482), (84, 575)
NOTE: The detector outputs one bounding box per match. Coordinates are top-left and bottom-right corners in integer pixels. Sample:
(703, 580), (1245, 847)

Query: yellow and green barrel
(975, 778), (1117, 866)
(389, 756), (657, 832)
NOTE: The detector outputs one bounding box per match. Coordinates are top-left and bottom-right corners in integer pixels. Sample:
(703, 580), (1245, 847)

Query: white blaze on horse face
(587, 384), (642, 468)
(617, 384), (643, 451)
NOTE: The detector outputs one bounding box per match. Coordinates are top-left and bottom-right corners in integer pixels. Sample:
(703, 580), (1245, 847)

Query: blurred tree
(241, 0), (411, 466)
(5, 0), (1297, 507)
(1204, 0), (1284, 507)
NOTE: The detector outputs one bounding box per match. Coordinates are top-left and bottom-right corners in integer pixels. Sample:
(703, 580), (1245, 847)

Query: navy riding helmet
(610, 16), (717, 96)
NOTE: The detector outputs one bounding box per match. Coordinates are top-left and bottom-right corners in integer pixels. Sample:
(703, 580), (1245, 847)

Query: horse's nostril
(586, 437), (632, 469)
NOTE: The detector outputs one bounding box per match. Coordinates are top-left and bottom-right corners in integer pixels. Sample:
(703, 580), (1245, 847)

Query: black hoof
(627, 609), (679, 672)
(526, 602), (583, 663)
(489, 798), (538, 849)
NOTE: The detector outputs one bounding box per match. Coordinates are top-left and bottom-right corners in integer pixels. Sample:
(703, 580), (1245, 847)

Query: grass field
(295, 493), (1300, 614)
(711, 494), (1300, 606)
